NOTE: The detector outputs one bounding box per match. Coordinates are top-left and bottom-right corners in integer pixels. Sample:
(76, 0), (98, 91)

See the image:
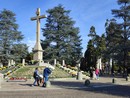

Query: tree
(80, 26), (106, 72)
(11, 44), (28, 62)
(105, 19), (122, 69)
(0, 9), (25, 65)
(42, 5), (82, 66)
(105, 0), (130, 75)
(25, 52), (33, 64)
(84, 40), (97, 70)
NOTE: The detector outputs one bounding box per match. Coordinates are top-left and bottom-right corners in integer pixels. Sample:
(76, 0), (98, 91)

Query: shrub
(82, 71), (90, 76)
(56, 64), (61, 67)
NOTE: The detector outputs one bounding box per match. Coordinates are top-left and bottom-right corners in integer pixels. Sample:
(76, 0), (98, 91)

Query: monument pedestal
(33, 41), (43, 61)
(33, 50), (43, 61)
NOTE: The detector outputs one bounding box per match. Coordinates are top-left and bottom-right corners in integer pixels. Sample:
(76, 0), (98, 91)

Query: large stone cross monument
(31, 8), (46, 61)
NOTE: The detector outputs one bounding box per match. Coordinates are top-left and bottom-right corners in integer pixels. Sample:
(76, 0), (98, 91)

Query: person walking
(95, 68), (99, 80)
(32, 67), (40, 86)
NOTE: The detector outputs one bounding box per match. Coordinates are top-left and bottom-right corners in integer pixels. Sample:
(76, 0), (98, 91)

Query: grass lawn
(10, 65), (73, 79)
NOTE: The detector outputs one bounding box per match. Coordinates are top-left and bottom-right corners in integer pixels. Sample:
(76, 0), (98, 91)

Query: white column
(109, 58), (112, 74)
(99, 58), (102, 70)
(0, 63), (3, 67)
(22, 59), (25, 66)
(96, 58), (102, 70)
(11, 59), (14, 66)
(62, 60), (65, 66)
(110, 58), (112, 68)
(78, 63), (80, 71)
(8, 60), (11, 67)
(54, 59), (56, 65)
(0, 73), (4, 88)
(41, 60), (44, 63)
(96, 59), (99, 69)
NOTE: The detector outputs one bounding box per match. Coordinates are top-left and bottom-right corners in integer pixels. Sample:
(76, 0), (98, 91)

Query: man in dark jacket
(42, 66), (54, 87)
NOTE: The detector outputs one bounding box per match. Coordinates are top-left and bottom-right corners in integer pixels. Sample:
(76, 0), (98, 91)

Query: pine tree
(11, 44), (28, 62)
(105, 0), (130, 74)
(84, 40), (97, 69)
(105, 19), (122, 61)
(42, 5), (82, 66)
(80, 26), (106, 72)
(85, 26), (98, 69)
(0, 9), (25, 65)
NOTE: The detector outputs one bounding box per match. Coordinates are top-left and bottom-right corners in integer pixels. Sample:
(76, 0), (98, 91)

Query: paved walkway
(0, 77), (130, 98)
(0, 77), (130, 91)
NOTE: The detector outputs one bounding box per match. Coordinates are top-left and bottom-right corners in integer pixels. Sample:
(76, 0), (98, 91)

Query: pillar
(22, 59), (25, 66)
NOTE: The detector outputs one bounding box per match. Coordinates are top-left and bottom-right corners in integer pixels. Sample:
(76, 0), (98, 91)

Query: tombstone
(62, 60), (65, 66)
(77, 64), (82, 80)
(54, 59), (56, 65)
(11, 59), (14, 66)
(0, 63), (3, 67)
(22, 59), (25, 66)
(8, 60), (11, 67)
(31, 8), (47, 62)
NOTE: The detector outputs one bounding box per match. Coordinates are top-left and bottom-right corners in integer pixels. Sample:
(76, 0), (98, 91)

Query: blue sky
(0, 0), (119, 53)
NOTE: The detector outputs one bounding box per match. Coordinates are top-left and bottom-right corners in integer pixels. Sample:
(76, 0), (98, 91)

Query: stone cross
(31, 8), (46, 61)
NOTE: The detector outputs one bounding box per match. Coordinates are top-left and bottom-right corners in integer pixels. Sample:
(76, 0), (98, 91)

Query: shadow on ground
(50, 80), (130, 98)
(86, 84), (130, 98)
(19, 83), (32, 87)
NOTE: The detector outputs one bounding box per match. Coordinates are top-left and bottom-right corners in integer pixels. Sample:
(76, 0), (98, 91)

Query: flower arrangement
(7, 77), (27, 82)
